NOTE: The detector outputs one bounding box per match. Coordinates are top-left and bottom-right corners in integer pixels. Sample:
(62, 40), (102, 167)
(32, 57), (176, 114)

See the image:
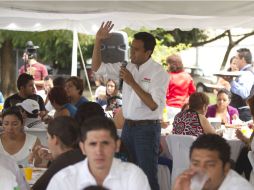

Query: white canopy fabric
(1, 1), (254, 34)
(1, 1), (254, 98)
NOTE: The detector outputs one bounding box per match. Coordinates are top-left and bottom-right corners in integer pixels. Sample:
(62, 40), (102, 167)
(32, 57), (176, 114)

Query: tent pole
(71, 29), (78, 76)
(77, 35), (94, 101)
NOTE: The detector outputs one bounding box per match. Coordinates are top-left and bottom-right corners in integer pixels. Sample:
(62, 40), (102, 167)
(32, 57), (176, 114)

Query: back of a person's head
(53, 76), (66, 87)
(75, 102), (105, 125)
(48, 86), (69, 105)
(66, 76), (84, 95)
(47, 116), (80, 149)
(80, 116), (118, 142)
(189, 92), (209, 111)
(166, 54), (184, 72)
(134, 32), (156, 54)
(237, 48), (252, 64)
(17, 73), (34, 90)
(190, 134), (230, 166)
(83, 186), (109, 190)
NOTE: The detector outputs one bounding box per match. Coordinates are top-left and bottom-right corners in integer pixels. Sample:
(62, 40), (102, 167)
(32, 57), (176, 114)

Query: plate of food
(214, 71), (242, 77)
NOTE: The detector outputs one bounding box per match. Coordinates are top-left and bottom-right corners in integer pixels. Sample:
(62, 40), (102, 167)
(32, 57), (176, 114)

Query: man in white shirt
(92, 21), (169, 190)
(173, 134), (253, 190)
(0, 153), (29, 190)
(47, 116), (150, 190)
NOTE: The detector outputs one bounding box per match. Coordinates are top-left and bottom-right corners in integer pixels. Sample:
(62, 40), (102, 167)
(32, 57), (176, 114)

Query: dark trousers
(235, 146), (252, 180)
(121, 122), (161, 190)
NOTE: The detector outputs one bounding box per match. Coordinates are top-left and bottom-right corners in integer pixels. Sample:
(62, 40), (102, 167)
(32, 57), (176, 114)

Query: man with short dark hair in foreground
(173, 134), (253, 190)
(47, 116), (150, 190)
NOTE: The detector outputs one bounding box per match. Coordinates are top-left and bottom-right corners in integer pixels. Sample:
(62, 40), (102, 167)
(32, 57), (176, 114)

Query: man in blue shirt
(224, 48), (254, 121)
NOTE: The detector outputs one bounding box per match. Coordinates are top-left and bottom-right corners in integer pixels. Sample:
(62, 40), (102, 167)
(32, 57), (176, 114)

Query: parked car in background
(184, 66), (218, 92)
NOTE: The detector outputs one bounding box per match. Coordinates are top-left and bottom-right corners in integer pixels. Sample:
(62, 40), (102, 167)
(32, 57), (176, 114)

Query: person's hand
(34, 145), (53, 161)
(235, 129), (248, 143)
(42, 114), (53, 124)
(161, 122), (169, 129)
(119, 67), (135, 86)
(173, 169), (196, 190)
(232, 114), (238, 120)
(96, 21), (114, 41)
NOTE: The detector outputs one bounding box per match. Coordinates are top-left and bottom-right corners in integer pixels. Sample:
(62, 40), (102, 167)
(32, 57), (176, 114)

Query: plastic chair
(166, 134), (197, 188)
(158, 164), (171, 190)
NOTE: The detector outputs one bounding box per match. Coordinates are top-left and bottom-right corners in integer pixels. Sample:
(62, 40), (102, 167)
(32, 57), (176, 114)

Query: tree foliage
(123, 27), (200, 66)
(0, 30), (95, 69)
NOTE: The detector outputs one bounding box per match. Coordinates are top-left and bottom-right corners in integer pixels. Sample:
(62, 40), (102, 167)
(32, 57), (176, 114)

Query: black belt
(125, 119), (161, 126)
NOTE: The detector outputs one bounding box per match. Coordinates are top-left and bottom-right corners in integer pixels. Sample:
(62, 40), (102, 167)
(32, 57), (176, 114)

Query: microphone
(119, 61), (128, 91)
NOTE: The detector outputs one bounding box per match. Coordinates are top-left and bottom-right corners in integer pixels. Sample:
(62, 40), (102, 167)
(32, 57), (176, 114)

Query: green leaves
(0, 29), (95, 69)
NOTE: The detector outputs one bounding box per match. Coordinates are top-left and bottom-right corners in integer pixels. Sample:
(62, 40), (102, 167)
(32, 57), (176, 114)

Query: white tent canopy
(1, 1), (254, 33)
(1, 1), (254, 98)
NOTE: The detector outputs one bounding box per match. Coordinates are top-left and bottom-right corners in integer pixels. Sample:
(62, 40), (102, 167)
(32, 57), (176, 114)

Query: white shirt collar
(78, 158), (121, 188)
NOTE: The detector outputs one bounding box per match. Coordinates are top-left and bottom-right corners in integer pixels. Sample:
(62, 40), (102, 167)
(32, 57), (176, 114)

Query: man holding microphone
(92, 21), (169, 190)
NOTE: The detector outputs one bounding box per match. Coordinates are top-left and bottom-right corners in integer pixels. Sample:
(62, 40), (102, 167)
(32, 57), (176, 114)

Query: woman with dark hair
(48, 86), (77, 118)
(32, 116), (84, 190)
(206, 88), (239, 124)
(228, 56), (239, 72)
(173, 92), (216, 137)
(105, 79), (122, 112)
(165, 54), (196, 120)
(65, 76), (88, 108)
(0, 107), (41, 166)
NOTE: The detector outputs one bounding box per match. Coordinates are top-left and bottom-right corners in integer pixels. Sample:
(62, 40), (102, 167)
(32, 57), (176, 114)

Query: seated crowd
(0, 70), (253, 189)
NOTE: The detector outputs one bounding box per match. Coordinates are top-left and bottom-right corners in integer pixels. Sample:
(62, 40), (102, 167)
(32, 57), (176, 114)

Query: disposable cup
(190, 171), (209, 190)
(23, 167), (33, 181)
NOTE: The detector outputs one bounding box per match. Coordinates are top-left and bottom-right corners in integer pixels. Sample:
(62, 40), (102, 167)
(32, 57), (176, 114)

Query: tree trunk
(220, 30), (254, 70)
(221, 44), (234, 70)
(1, 40), (16, 97)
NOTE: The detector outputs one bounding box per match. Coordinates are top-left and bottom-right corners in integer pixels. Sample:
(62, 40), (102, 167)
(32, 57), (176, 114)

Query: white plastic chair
(158, 164), (171, 190)
(166, 134), (197, 188)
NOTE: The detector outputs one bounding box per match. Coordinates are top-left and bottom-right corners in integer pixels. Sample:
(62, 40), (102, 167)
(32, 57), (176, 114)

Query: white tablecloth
(161, 134), (244, 162)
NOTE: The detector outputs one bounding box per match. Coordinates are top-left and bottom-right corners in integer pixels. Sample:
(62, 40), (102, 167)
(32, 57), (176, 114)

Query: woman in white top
(0, 106), (41, 167)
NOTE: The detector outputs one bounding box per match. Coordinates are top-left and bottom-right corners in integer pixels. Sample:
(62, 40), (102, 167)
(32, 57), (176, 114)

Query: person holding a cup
(173, 134), (253, 190)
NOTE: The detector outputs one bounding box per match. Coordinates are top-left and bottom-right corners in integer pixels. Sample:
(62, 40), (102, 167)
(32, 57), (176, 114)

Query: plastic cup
(190, 171), (209, 190)
(23, 167), (33, 181)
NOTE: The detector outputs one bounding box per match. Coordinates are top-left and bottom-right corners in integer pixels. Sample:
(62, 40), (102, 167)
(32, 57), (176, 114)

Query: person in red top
(19, 41), (48, 91)
(166, 54), (196, 119)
